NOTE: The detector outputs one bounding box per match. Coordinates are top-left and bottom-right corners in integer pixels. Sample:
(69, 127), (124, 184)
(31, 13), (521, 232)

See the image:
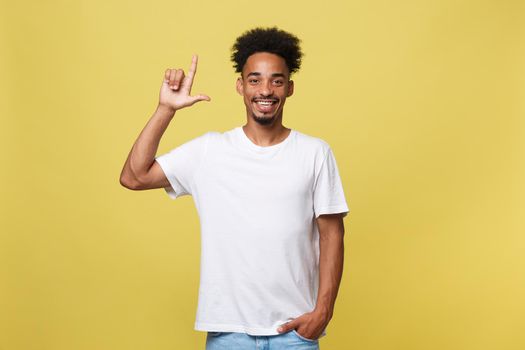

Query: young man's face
(236, 52), (294, 126)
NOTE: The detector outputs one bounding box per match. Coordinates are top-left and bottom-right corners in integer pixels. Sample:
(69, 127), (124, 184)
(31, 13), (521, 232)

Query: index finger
(183, 55), (198, 94)
(185, 54), (198, 90)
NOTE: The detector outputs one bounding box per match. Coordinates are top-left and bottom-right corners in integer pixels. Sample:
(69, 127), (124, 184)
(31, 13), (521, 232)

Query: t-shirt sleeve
(313, 145), (350, 219)
(154, 132), (211, 199)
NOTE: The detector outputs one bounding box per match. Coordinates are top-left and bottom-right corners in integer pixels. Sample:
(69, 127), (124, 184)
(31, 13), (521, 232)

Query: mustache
(252, 97), (279, 101)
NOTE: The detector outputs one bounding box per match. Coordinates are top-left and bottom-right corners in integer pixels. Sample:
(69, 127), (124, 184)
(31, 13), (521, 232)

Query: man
(120, 27), (349, 350)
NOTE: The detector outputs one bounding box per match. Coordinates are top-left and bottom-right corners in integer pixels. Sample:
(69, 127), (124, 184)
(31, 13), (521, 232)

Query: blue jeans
(205, 330), (320, 350)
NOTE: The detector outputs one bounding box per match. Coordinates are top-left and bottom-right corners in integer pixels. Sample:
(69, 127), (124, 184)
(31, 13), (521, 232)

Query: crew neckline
(236, 126), (295, 154)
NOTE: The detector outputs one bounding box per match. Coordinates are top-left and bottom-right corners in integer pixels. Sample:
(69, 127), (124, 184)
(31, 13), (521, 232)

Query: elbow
(120, 176), (136, 190)
(119, 173), (142, 190)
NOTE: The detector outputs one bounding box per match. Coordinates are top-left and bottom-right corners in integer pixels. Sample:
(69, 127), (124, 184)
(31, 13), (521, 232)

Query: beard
(251, 112), (277, 126)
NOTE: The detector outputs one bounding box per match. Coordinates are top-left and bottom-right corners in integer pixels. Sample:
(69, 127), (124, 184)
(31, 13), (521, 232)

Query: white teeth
(256, 101), (275, 105)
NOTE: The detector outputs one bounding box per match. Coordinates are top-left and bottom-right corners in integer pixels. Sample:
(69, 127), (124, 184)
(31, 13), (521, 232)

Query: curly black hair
(230, 27), (303, 76)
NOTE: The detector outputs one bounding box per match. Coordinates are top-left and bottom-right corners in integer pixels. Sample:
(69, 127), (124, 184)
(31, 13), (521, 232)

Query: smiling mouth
(253, 99), (278, 113)
(254, 99), (278, 105)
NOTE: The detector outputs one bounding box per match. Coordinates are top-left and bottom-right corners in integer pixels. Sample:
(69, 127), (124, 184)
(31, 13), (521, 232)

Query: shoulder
(186, 130), (223, 144)
(205, 130), (223, 139)
(202, 129), (232, 145)
(293, 129), (331, 156)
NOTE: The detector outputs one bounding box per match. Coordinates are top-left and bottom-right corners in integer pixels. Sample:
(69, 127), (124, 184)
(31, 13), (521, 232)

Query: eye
(249, 79), (259, 84)
(273, 80), (284, 85)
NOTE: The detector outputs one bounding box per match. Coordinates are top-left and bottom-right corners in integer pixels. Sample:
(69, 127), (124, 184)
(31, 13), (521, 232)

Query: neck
(242, 122), (291, 147)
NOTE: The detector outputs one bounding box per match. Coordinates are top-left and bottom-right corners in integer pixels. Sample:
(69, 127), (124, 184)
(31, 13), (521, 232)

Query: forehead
(243, 52), (289, 76)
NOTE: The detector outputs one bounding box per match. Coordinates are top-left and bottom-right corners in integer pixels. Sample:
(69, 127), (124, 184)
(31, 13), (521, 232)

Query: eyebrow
(246, 72), (286, 78)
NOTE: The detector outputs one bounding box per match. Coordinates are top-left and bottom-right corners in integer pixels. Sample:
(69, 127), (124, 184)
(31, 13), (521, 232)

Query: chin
(252, 114), (276, 126)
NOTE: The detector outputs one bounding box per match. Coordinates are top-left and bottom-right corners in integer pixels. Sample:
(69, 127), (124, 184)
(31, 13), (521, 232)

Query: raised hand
(159, 55), (211, 112)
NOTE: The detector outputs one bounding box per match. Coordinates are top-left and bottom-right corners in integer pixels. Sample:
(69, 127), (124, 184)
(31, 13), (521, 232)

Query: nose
(259, 81), (274, 96)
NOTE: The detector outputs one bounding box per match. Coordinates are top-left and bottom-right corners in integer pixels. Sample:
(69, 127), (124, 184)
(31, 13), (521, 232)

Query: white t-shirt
(155, 126), (350, 337)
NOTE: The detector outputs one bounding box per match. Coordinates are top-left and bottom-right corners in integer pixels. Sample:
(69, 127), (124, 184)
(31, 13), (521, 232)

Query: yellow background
(2, 0), (524, 349)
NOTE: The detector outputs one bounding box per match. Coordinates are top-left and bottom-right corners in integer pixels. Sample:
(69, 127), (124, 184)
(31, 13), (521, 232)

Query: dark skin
(236, 53), (346, 340)
(277, 213), (345, 340)
(235, 52), (294, 147)
(120, 53), (346, 341)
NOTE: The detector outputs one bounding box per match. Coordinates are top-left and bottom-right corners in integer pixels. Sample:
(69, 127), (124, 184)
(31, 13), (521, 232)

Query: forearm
(121, 104), (175, 182)
(314, 227), (344, 319)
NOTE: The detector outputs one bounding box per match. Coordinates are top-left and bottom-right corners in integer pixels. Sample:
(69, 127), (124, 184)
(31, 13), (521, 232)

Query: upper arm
(312, 145), (350, 219)
(124, 132), (211, 198)
(135, 160), (171, 190)
(316, 213), (345, 238)
(152, 132), (212, 199)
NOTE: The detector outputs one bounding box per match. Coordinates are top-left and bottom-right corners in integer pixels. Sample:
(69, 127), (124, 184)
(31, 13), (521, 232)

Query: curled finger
(173, 69), (185, 89)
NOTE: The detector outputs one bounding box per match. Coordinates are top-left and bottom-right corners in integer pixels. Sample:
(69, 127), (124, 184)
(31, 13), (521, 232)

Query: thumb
(195, 94), (211, 101)
(277, 319), (297, 333)
(190, 94), (211, 104)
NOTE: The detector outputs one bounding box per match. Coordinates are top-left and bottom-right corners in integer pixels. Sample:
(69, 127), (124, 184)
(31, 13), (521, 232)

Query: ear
(287, 80), (294, 97)
(236, 76), (244, 96)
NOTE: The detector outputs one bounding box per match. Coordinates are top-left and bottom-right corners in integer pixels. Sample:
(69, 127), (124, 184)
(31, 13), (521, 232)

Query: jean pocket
(292, 329), (318, 342)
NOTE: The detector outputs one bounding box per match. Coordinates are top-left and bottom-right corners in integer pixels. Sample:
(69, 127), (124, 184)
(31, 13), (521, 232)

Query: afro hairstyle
(230, 26), (303, 77)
